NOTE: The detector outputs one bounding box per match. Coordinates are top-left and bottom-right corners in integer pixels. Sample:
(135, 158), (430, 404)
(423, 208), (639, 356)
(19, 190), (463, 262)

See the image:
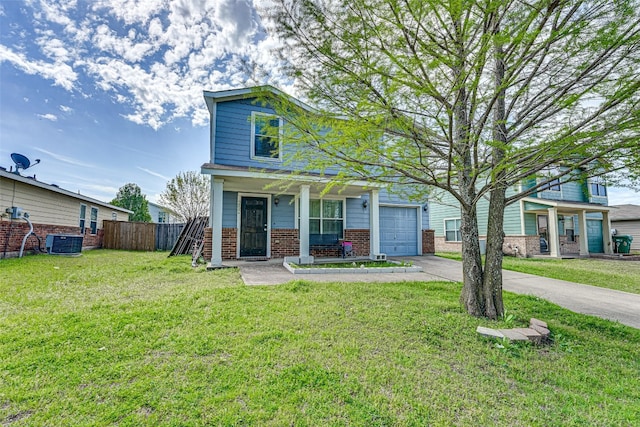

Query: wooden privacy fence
(103, 221), (185, 251)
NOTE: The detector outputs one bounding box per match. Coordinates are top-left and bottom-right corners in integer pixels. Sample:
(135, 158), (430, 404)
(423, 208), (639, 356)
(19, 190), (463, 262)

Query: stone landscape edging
(283, 261), (423, 275)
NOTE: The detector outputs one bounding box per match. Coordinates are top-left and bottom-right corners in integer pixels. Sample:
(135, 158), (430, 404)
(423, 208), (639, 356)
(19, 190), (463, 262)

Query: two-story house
(430, 171), (614, 258)
(200, 86), (432, 267)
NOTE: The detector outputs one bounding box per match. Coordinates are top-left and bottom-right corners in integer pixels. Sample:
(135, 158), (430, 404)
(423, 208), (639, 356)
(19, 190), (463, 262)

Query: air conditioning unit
(46, 234), (83, 255)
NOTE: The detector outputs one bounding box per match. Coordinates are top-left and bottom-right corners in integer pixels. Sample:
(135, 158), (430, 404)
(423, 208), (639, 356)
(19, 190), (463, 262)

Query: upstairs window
(445, 218), (462, 242)
(541, 178), (561, 192)
(251, 112), (282, 160)
(590, 179), (607, 197)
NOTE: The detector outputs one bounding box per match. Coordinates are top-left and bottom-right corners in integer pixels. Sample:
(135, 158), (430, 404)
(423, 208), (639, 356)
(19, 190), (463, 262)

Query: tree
(261, 0), (640, 318)
(111, 183), (152, 222)
(159, 171), (210, 222)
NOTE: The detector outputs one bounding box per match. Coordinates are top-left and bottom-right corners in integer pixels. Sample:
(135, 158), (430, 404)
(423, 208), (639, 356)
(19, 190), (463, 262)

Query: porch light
(274, 197), (280, 206)
(362, 200), (368, 209)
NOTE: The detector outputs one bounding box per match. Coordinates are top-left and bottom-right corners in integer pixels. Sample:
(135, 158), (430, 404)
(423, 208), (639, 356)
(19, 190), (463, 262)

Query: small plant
(502, 309), (515, 326)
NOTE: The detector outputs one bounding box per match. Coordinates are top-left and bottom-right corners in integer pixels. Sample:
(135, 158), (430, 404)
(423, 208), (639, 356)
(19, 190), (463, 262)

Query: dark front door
(240, 197), (268, 257)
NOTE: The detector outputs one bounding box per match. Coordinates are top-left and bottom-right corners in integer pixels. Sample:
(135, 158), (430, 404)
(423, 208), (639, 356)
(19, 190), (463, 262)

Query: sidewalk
(230, 256), (640, 329)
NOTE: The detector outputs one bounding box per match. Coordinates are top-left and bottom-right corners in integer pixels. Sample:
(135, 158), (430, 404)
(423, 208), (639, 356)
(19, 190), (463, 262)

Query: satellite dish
(10, 153), (40, 175)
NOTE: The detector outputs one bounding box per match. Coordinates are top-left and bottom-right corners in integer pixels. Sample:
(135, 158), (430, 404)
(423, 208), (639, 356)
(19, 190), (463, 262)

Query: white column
(369, 189), (381, 259)
(299, 185), (311, 263)
(211, 178), (224, 267)
(578, 210), (589, 256)
(547, 207), (560, 258)
(602, 211), (613, 254)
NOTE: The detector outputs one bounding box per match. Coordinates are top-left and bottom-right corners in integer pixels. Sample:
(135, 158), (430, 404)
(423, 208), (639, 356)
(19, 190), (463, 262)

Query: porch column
(210, 178), (224, 267)
(369, 189), (381, 259)
(602, 211), (613, 254)
(547, 207), (561, 258)
(578, 210), (589, 256)
(299, 185), (311, 263)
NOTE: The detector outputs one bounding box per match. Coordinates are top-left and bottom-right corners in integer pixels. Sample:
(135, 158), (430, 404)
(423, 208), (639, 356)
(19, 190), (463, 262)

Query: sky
(0, 0), (638, 206)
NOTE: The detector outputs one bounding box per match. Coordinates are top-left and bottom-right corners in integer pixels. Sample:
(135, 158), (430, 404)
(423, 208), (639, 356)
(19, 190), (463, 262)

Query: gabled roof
(202, 85), (315, 114)
(0, 168), (133, 214)
(610, 204), (640, 221)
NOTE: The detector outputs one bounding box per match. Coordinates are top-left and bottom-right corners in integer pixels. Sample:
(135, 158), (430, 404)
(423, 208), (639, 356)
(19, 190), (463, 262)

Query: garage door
(587, 219), (603, 253)
(380, 207), (418, 256)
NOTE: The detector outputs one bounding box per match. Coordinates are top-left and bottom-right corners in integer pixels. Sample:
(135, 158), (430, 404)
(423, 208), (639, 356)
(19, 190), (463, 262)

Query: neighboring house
(148, 202), (180, 224)
(0, 168), (132, 257)
(430, 172), (614, 258)
(610, 204), (640, 251)
(200, 86), (432, 266)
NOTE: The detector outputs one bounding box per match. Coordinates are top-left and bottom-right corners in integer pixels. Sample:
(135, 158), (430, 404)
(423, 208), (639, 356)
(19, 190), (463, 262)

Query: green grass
(1, 250), (639, 426)
(437, 252), (640, 294)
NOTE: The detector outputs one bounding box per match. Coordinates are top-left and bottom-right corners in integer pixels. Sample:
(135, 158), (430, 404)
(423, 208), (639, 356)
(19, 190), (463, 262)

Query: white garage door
(380, 207), (418, 256)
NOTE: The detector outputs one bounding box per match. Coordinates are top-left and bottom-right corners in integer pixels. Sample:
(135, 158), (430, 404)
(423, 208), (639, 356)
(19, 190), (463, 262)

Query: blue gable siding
(271, 194), (296, 229)
(346, 197), (370, 229)
(222, 191), (238, 228)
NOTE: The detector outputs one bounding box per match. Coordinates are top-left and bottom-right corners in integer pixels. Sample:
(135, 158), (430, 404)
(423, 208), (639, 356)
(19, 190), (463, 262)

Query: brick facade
(203, 227), (239, 261)
(271, 229), (299, 258)
(422, 229), (435, 254)
(436, 234), (582, 258)
(1, 220), (102, 258)
(344, 229), (370, 257)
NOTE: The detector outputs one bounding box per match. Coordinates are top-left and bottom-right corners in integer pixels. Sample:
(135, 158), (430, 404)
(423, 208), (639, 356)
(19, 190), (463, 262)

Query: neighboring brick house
(1, 168), (132, 258)
(200, 86), (433, 266)
(429, 173), (614, 258)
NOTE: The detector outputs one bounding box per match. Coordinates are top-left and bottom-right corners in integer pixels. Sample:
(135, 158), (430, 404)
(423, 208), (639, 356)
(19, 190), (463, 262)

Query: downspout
(19, 214), (34, 258)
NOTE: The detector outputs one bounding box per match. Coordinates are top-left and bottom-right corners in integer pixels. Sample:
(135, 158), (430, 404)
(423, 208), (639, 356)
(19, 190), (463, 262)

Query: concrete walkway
(228, 256), (640, 329)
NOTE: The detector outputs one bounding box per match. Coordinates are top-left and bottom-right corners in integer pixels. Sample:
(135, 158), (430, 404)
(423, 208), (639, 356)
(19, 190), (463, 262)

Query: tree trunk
(481, 12), (507, 320)
(459, 203), (485, 316)
(483, 187), (506, 319)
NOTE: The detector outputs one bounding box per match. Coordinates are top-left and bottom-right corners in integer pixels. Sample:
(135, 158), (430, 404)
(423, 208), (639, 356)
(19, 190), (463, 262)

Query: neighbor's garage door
(587, 219), (604, 253)
(380, 207), (418, 256)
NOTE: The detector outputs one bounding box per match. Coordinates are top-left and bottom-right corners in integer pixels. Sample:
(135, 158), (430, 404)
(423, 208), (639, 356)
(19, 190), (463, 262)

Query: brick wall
(422, 229), (435, 254)
(271, 229), (299, 258)
(0, 219), (102, 258)
(202, 227), (238, 261)
(344, 229), (370, 257)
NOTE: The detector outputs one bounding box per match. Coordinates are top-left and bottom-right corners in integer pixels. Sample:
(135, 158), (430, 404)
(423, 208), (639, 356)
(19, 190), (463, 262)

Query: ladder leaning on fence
(168, 216), (209, 258)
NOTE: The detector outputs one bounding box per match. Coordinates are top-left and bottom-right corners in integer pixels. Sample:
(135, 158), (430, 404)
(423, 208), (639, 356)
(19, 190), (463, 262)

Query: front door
(240, 197), (268, 257)
(537, 215), (549, 253)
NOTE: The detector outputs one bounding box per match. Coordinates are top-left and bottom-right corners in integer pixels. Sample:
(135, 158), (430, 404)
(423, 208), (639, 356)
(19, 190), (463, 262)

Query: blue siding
(524, 213), (537, 235)
(222, 191), (237, 228)
(346, 197), (370, 229)
(271, 195), (296, 229)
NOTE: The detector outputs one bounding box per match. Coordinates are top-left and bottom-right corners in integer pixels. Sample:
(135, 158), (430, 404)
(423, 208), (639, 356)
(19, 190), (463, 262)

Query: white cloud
(0, 44), (78, 90)
(2, 0), (283, 129)
(33, 147), (95, 168)
(59, 105), (73, 112)
(137, 166), (171, 181)
(37, 113), (58, 121)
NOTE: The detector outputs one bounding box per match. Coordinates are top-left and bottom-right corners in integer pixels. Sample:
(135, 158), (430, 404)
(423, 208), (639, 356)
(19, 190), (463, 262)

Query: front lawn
(438, 252), (640, 294)
(1, 250), (639, 425)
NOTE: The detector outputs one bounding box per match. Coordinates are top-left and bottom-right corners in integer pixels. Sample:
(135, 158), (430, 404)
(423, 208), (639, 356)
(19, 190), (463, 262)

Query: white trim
(522, 197), (612, 212)
(203, 85), (315, 112)
(236, 192), (272, 259)
(443, 217), (462, 242)
(519, 199), (526, 235)
(211, 179), (224, 266)
(200, 166), (383, 189)
(416, 206), (423, 256)
(250, 111), (283, 162)
(89, 206), (99, 235)
(210, 101), (217, 163)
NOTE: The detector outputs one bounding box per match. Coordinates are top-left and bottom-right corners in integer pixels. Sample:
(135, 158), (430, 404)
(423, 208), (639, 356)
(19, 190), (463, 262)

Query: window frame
(90, 206), (98, 235)
(250, 111), (283, 162)
(444, 218), (462, 242)
(589, 178), (607, 197)
(296, 197), (346, 239)
(79, 204), (87, 232)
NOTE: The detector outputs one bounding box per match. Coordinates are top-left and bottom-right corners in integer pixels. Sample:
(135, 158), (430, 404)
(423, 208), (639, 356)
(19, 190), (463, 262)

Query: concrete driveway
(229, 256), (640, 329)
